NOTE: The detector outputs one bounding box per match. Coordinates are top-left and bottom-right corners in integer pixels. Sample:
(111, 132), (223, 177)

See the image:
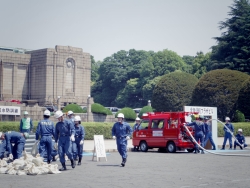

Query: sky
(0, 0), (233, 61)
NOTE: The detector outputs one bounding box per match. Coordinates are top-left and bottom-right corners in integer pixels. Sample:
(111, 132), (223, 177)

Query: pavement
(83, 137), (250, 152)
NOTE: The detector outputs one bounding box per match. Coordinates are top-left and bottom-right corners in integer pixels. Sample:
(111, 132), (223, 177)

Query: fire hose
(183, 120), (250, 157)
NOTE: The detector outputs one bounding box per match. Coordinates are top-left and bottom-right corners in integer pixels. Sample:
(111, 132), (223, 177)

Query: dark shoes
(59, 163), (67, 171)
(52, 156), (56, 162)
(78, 157), (82, 165)
(71, 159), (76, 168)
(121, 158), (127, 167)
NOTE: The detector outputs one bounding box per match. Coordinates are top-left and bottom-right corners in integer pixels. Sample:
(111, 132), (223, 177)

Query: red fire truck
(132, 112), (195, 153)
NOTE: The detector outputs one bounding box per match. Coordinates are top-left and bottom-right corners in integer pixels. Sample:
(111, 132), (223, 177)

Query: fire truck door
(148, 119), (165, 147)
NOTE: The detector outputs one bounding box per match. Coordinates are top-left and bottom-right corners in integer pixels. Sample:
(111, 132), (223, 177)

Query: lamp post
(148, 100), (151, 107)
(57, 96), (61, 111)
(87, 95), (91, 122)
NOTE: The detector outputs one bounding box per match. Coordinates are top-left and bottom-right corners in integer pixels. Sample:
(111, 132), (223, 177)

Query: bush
(115, 107), (137, 121)
(0, 121), (39, 133)
(234, 110), (245, 122)
(91, 103), (112, 115)
(62, 104), (84, 113)
(191, 69), (249, 119)
(152, 71), (198, 111)
(238, 77), (250, 118)
(138, 106), (153, 118)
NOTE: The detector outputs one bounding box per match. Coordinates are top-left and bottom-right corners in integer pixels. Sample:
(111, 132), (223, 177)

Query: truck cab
(132, 112), (195, 153)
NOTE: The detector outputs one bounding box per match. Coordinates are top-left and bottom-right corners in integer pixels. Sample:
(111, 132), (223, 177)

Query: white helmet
(44, 110), (50, 116)
(54, 110), (63, 119)
(24, 111), (28, 115)
(68, 111), (74, 115)
(225, 117), (230, 121)
(238, 128), (243, 132)
(135, 117), (140, 121)
(117, 113), (124, 118)
(74, 115), (81, 122)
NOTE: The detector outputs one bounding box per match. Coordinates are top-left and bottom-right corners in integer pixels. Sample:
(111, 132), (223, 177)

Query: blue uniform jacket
(187, 121), (205, 135)
(54, 119), (75, 142)
(204, 122), (212, 133)
(5, 131), (25, 154)
(133, 123), (141, 132)
(36, 118), (55, 140)
(75, 125), (85, 141)
(112, 122), (132, 138)
(235, 134), (245, 144)
(223, 123), (234, 133)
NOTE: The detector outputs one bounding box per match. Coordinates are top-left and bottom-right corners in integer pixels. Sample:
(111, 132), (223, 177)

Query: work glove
(126, 136), (130, 140)
(112, 136), (116, 140)
(9, 154), (13, 160)
(80, 140), (84, 145)
(70, 135), (75, 142)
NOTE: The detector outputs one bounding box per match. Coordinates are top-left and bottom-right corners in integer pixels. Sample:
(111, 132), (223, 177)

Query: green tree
(138, 106), (153, 118)
(152, 71), (198, 111)
(210, 0), (250, 73)
(192, 52), (212, 78)
(191, 69), (249, 119)
(142, 76), (162, 103)
(237, 77), (250, 118)
(63, 104), (84, 113)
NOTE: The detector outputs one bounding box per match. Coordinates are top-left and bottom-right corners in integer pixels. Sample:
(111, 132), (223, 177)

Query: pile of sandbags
(0, 151), (61, 175)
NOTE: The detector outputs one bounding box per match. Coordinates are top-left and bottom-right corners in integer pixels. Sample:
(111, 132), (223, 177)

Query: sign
(0, 106), (20, 115)
(92, 135), (107, 161)
(184, 106), (214, 115)
(153, 130), (163, 136)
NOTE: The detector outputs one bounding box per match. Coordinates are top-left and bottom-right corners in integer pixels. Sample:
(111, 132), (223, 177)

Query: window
(152, 119), (165, 129)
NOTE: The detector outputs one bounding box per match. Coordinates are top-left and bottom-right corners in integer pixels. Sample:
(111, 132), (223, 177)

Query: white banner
(0, 106), (20, 115)
(184, 106), (215, 115)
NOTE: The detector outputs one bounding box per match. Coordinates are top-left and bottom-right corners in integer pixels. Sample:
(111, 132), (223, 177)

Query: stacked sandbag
(0, 151), (61, 175)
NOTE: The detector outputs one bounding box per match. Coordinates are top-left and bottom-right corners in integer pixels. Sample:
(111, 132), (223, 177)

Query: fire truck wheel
(187, 149), (195, 153)
(167, 142), (176, 153)
(139, 141), (148, 152)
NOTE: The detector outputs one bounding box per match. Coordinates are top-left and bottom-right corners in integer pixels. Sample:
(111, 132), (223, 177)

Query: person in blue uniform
(234, 129), (248, 150)
(38, 139), (58, 162)
(186, 115), (206, 154)
(1, 131), (29, 160)
(35, 110), (55, 164)
(19, 111), (33, 133)
(204, 117), (216, 150)
(133, 117), (141, 151)
(221, 117), (234, 150)
(67, 111), (75, 122)
(72, 115), (85, 165)
(112, 113), (132, 167)
(0, 132), (6, 160)
(54, 110), (76, 171)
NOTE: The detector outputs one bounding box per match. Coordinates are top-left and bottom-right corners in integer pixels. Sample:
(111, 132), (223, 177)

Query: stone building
(0, 45), (91, 107)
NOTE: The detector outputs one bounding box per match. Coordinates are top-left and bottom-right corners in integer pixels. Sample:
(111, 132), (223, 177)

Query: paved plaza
(1, 148), (250, 188)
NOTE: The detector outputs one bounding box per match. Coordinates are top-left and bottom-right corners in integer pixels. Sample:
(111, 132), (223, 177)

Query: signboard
(0, 106), (20, 115)
(92, 135), (107, 161)
(153, 130), (163, 137)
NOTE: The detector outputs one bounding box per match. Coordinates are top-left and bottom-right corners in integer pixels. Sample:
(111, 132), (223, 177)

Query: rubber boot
(78, 157), (82, 165)
(121, 158), (126, 167)
(221, 146), (225, 150)
(47, 160), (51, 164)
(194, 149), (198, 154)
(52, 156), (56, 161)
(71, 159), (76, 168)
(59, 163), (67, 171)
(201, 150), (205, 154)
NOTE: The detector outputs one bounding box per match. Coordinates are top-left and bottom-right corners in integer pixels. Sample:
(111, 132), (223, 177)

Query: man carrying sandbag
(35, 110), (55, 164)
(0, 131), (29, 160)
(54, 110), (76, 171)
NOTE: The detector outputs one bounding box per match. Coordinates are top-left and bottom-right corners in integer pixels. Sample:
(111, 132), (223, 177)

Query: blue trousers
(195, 132), (204, 150)
(234, 142), (247, 149)
(39, 136), (53, 161)
(222, 133), (232, 148)
(58, 136), (73, 163)
(12, 141), (25, 160)
(204, 132), (216, 150)
(0, 141), (6, 159)
(116, 138), (127, 159)
(72, 138), (83, 159)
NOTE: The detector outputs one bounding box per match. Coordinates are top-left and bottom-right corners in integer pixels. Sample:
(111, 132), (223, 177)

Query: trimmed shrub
(191, 69), (249, 119)
(234, 110), (245, 122)
(238, 77), (250, 118)
(138, 106), (153, 118)
(152, 71), (198, 111)
(62, 104), (84, 113)
(115, 107), (137, 121)
(91, 103), (112, 115)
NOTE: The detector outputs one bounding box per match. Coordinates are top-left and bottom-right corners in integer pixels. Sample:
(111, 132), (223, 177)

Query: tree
(210, 0), (250, 73)
(91, 55), (100, 82)
(152, 71), (198, 112)
(191, 69), (249, 119)
(192, 52), (212, 78)
(237, 77), (250, 118)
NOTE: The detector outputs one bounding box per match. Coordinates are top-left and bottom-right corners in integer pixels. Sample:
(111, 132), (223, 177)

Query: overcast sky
(0, 0), (232, 61)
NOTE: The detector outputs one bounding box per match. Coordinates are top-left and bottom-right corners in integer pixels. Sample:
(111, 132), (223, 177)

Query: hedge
(1, 121), (249, 139)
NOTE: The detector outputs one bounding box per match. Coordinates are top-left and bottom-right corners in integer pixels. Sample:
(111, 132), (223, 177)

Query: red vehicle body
(132, 112), (195, 153)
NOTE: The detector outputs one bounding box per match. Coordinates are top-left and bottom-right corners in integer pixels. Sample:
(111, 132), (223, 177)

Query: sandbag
(0, 160), (8, 167)
(13, 159), (25, 167)
(6, 167), (17, 175)
(32, 157), (44, 167)
(31, 142), (39, 156)
(27, 164), (40, 175)
(17, 170), (27, 176)
(0, 167), (8, 174)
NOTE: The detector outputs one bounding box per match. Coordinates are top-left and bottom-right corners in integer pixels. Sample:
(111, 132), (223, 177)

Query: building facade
(0, 45), (91, 107)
